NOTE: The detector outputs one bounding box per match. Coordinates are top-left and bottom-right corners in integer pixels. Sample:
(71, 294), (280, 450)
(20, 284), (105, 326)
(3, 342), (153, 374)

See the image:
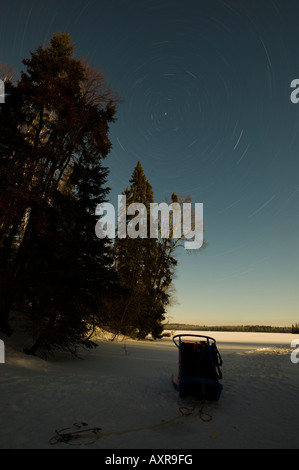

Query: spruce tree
(113, 161), (177, 339)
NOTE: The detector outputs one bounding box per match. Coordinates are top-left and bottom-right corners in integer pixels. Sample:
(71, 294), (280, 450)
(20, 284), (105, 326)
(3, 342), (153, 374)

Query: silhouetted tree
(113, 160), (177, 339)
(0, 33), (118, 355)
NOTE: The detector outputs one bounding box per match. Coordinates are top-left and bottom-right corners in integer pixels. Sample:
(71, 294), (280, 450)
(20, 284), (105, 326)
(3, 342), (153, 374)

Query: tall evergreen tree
(113, 160), (177, 339)
(0, 33), (118, 355)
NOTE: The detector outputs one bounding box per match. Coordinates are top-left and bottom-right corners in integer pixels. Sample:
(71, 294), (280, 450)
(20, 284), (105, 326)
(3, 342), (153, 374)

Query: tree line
(166, 324), (292, 333)
(0, 33), (202, 357)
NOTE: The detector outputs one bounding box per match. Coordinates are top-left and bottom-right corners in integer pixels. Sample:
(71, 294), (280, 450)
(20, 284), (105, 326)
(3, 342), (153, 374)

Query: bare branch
(0, 63), (16, 83)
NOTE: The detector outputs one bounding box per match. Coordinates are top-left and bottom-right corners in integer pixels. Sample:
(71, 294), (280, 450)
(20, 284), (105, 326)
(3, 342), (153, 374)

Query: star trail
(1, 0), (298, 326)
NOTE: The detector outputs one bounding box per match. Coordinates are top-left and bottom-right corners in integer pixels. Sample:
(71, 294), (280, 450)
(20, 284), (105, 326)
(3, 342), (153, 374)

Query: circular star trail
(104, 0), (290, 199)
(1, 0), (299, 326)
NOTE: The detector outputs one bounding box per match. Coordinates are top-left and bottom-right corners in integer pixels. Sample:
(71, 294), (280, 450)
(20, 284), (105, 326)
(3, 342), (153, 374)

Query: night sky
(1, 0), (298, 326)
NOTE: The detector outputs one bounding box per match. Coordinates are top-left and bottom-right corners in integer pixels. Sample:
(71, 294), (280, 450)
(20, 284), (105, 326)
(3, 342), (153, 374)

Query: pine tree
(0, 33), (118, 355)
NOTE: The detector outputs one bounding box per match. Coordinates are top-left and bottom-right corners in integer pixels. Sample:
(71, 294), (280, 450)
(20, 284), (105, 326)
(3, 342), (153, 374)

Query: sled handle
(172, 334), (217, 348)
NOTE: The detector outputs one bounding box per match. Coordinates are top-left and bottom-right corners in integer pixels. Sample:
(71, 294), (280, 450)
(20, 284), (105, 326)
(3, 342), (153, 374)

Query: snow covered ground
(1, 328), (299, 449)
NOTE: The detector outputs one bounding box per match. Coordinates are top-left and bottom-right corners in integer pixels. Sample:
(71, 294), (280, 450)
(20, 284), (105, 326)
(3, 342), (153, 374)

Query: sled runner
(172, 334), (223, 400)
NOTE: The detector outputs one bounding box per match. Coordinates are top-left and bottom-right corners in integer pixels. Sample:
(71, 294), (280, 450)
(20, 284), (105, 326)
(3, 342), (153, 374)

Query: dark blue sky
(1, 0), (299, 326)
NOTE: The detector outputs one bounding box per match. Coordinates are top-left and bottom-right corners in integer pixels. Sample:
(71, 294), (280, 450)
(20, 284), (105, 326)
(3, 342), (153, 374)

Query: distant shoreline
(164, 323), (292, 333)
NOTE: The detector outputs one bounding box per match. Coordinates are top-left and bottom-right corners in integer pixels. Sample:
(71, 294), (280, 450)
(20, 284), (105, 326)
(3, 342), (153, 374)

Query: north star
(105, 455), (140, 467)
